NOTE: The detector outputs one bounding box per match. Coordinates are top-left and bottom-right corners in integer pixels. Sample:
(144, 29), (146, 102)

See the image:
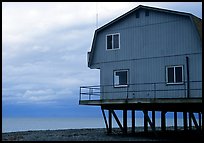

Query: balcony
(79, 81), (202, 106)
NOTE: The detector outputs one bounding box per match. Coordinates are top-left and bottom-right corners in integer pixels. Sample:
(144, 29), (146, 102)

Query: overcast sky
(2, 2), (202, 117)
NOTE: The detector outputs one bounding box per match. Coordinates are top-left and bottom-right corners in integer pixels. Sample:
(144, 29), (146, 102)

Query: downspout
(186, 56), (190, 98)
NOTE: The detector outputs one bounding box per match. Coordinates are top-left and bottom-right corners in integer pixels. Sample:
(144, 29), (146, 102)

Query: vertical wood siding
(91, 9), (202, 99)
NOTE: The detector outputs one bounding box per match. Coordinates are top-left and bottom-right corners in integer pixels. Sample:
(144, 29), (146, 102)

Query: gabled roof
(88, 5), (202, 68)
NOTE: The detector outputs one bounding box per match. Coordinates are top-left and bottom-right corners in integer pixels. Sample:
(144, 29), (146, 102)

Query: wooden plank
(108, 109), (112, 134)
(152, 110), (155, 131)
(132, 110), (135, 133)
(161, 111), (166, 131)
(143, 111), (155, 132)
(79, 98), (202, 105)
(101, 108), (109, 133)
(143, 110), (148, 132)
(123, 109), (127, 134)
(189, 112), (192, 130)
(174, 111), (177, 131)
(183, 112), (187, 131)
(111, 110), (123, 131)
(198, 112), (201, 130)
(190, 112), (199, 130)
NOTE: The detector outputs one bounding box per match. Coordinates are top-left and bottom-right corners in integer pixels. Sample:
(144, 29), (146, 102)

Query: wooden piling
(174, 111), (177, 131)
(123, 109), (127, 134)
(161, 111), (166, 131)
(108, 109), (112, 134)
(189, 112), (192, 130)
(183, 112), (188, 131)
(144, 110), (148, 132)
(132, 110), (135, 134)
(152, 110), (155, 131)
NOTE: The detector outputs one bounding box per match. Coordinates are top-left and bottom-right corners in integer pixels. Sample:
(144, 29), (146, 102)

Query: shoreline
(2, 127), (203, 141)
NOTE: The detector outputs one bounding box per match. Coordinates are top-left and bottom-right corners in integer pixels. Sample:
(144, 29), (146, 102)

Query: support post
(111, 110), (123, 131)
(189, 112), (192, 130)
(174, 111), (177, 131)
(123, 109), (127, 134)
(183, 111), (188, 131)
(186, 56), (190, 98)
(152, 110), (155, 131)
(108, 109), (112, 134)
(101, 107), (109, 133)
(132, 110), (135, 134)
(161, 111), (166, 131)
(144, 110), (148, 132)
(143, 110), (156, 132)
(198, 112), (201, 130)
(190, 112), (199, 130)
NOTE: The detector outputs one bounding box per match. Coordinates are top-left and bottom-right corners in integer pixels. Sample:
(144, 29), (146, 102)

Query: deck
(79, 82), (202, 133)
(79, 98), (202, 112)
(79, 98), (202, 105)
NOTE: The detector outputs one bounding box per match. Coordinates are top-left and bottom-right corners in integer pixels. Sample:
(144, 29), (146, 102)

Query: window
(135, 11), (139, 18)
(106, 33), (120, 50)
(166, 65), (183, 84)
(114, 70), (128, 87)
(145, 10), (149, 16)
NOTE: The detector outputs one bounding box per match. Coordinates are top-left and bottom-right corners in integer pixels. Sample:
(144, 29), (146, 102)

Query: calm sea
(2, 117), (185, 133)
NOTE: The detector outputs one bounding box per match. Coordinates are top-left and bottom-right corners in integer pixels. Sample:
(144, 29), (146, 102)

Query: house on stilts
(79, 5), (202, 134)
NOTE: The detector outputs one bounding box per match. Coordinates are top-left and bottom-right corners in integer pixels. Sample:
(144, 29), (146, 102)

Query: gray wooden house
(79, 5), (202, 134)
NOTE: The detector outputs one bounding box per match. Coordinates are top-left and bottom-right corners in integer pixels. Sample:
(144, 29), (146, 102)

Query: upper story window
(106, 33), (120, 50)
(145, 10), (149, 16)
(114, 70), (128, 87)
(166, 65), (184, 84)
(135, 11), (140, 18)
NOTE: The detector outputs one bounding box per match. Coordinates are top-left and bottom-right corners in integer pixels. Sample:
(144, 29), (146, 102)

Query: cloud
(2, 2), (202, 107)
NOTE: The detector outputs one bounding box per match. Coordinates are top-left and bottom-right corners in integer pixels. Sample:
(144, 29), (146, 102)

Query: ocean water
(2, 117), (185, 133)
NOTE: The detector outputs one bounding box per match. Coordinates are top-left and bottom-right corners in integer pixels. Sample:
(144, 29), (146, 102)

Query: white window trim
(113, 69), (128, 88)
(166, 65), (184, 85)
(106, 33), (120, 50)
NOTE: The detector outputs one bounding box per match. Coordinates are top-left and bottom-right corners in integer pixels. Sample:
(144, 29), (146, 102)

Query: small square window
(166, 65), (183, 84)
(135, 11), (139, 18)
(114, 70), (128, 87)
(145, 10), (149, 16)
(106, 33), (120, 50)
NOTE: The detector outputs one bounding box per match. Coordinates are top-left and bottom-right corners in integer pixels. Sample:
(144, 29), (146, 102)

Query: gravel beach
(2, 127), (203, 141)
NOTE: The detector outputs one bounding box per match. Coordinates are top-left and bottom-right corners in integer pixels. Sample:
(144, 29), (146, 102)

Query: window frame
(166, 65), (184, 85)
(113, 69), (129, 88)
(135, 11), (140, 18)
(145, 9), (149, 17)
(106, 33), (120, 51)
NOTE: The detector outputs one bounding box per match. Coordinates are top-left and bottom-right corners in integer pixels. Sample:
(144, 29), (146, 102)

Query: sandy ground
(2, 127), (203, 141)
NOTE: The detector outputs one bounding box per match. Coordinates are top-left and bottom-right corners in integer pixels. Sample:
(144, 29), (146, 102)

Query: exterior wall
(100, 53), (202, 99)
(90, 8), (202, 100)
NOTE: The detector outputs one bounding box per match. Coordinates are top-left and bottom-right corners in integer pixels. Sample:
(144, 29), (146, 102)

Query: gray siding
(91, 9), (202, 99)
(100, 53), (201, 99)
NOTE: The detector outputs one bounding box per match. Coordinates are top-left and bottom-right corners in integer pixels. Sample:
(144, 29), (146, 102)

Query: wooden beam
(152, 110), (155, 131)
(101, 107), (109, 133)
(190, 112), (199, 130)
(132, 110), (135, 134)
(108, 109), (112, 134)
(174, 111), (177, 131)
(111, 110), (123, 131)
(189, 112), (192, 130)
(123, 109), (127, 134)
(198, 112), (201, 130)
(143, 110), (155, 132)
(161, 111), (166, 131)
(183, 112), (188, 131)
(143, 110), (148, 132)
